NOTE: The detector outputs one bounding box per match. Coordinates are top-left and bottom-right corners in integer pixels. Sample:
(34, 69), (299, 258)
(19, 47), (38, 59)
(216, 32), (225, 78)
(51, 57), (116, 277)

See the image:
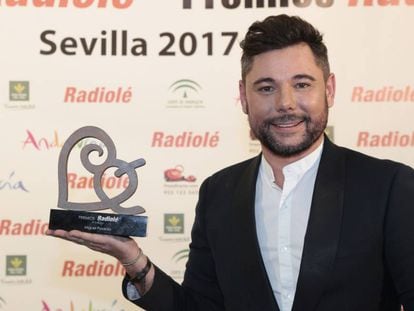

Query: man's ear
(239, 80), (248, 114)
(326, 73), (336, 108)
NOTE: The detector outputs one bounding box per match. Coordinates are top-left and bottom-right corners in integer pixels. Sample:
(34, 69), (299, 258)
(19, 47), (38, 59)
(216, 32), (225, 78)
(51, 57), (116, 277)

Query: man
(47, 15), (414, 311)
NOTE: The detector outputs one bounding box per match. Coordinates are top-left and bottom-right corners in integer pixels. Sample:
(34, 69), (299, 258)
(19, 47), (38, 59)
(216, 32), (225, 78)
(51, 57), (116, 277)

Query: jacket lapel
(292, 139), (346, 311)
(232, 155), (280, 311)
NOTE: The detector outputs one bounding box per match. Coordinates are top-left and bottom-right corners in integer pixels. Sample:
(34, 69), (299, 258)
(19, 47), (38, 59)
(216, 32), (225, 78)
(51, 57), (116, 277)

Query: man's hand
(46, 229), (138, 263)
(46, 229), (155, 295)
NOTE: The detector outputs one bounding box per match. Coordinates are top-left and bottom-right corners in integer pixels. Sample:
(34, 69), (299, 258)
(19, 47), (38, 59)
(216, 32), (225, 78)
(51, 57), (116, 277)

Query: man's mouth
(273, 120), (304, 128)
(270, 115), (306, 129)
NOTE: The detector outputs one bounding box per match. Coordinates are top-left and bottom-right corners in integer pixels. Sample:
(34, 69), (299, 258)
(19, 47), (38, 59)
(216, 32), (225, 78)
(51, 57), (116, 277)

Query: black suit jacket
(124, 139), (414, 311)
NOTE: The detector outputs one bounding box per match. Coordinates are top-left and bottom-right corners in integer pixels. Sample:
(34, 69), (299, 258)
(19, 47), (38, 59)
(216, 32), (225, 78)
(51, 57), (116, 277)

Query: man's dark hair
(240, 14), (330, 81)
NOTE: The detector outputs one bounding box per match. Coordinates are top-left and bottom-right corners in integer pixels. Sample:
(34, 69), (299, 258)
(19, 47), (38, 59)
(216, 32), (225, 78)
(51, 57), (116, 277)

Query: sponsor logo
(351, 85), (414, 103)
(76, 215), (120, 224)
(22, 129), (104, 151)
(5, 81), (34, 110)
(22, 129), (62, 150)
(170, 249), (189, 282)
(41, 299), (125, 311)
(9, 81), (29, 101)
(152, 131), (220, 148)
(182, 0), (334, 9)
(163, 165), (199, 196)
(40, 30), (147, 56)
(164, 165), (196, 182)
(0, 0), (134, 9)
(357, 131), (414, 147)
(0, 172), (29, 192)
(96, 215), (119, 222)
(172, 249), (190, 263)
(159, 212), (189, 242)
(0, 219), (48, 236)
(64, 86), (132, 103)
(167, 79), (204, 109)
(6, 255), (27, 276)
(1, 255), (32, 285)
(164, 214), (185, 234)
(61, 259), (124, 277)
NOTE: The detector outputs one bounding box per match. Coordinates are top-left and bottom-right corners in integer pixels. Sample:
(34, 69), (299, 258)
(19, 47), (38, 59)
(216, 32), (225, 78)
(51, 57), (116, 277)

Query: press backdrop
(1, 1), (413, 310)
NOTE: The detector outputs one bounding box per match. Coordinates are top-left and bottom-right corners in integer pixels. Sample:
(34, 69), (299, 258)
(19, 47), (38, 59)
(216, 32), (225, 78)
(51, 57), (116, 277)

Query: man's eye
(295, 82), (310, 89)
(258, 86), (274, 92)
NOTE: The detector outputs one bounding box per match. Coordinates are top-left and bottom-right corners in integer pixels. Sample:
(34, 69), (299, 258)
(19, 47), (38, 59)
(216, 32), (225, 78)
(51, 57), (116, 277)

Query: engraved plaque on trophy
(48, 126), (147, 237)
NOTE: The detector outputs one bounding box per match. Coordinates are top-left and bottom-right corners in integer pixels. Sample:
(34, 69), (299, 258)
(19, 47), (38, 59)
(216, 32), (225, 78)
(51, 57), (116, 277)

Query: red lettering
(74, 0), (95, 7)
(0, 220), (11, 234)
(74, 264), (85, 276)
(33, 0), (54, 6)
(86, 261), (98, 276)
(61, 260), (125, 277)
(77, 176), (88, 188)
(62, 260), (75, 276)
(58, 0), (69, 6)
(5, 0), (27, 6)
(210, 132), (220, 147)
(152, 132), (164, 147)
(400, 135), (409, 146)
(349, 0), (373, 5)
(351, 86), (363, 102)
(22, 130), (40, 150)
(64, 87), (76, 102)
(349, 0), (413, 5)
(104, 263), (114, 276)
(0, 220), (50, 235)
(378, 0), (399, 5)
(106, 176), (115, 189)
(67, 173), (76, 188)
(357, 131), (414, 147)
(192, 135), (202, 147)
(3, 0), (133, 9)
(357, 131), (369, 147)
(111, 0), (132, 8)
(151, 131), (220, 148)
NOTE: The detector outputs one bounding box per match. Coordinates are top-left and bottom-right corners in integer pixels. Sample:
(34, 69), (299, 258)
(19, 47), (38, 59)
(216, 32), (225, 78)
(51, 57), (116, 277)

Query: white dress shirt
(255, 141), (323, 311)
(126, 141), (323, 305)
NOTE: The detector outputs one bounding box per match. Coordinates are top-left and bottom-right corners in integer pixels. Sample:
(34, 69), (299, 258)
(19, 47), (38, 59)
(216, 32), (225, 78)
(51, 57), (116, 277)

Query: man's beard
(249, 102), (328, 157)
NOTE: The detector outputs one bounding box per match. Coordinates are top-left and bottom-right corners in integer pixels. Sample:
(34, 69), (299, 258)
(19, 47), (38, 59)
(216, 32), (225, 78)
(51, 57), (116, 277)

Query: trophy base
(48, 209), (147, 237)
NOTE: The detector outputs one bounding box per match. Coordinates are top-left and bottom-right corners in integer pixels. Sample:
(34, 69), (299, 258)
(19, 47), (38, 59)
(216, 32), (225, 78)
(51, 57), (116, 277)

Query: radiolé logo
(0, 0), (133, 9)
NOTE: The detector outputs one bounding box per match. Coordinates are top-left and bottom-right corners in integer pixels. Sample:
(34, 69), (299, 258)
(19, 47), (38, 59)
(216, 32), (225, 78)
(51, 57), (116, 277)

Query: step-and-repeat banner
(1, 1), (413, 310)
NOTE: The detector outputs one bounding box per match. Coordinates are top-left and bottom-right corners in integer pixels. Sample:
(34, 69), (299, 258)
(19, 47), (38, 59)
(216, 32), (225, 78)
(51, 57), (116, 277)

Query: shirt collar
(260, 138), (324, 186)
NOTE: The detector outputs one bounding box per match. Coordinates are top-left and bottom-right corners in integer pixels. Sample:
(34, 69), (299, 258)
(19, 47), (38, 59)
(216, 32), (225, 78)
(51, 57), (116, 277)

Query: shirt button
(281, 246), (288, 252)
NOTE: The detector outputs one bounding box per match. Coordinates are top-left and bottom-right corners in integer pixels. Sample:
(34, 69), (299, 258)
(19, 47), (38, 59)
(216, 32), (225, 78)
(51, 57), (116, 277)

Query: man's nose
(276, 86), (296, 111)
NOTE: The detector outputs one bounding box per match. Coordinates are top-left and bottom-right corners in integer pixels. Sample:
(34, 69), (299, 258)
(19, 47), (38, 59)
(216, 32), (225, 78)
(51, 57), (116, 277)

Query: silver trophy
(49, 126), (147, 237)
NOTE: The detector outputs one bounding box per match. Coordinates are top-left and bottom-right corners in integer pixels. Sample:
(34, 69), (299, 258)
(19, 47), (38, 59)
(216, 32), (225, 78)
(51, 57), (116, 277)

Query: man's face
(239, 43), (335, 158)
